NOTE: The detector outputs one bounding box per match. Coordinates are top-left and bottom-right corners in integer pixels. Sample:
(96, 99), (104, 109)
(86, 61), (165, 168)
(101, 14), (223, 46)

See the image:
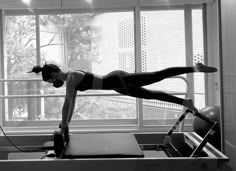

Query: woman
(29, 63), (217, 132)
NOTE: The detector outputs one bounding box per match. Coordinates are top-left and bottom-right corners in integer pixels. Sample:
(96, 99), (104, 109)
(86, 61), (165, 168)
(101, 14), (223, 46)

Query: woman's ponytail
(28, 63), (60, 81)
(28, 65), (43, 74)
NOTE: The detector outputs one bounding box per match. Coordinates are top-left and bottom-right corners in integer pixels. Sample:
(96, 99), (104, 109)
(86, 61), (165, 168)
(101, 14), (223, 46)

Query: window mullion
(134, 6), (143, 129)
(184, 5), (194, 100)
(35, 14), (42, 119)
(0, 10), (5, 126)
(203, 4), (210, 106)
(180, 5), (194, 132)
(36, 14), (41, 65)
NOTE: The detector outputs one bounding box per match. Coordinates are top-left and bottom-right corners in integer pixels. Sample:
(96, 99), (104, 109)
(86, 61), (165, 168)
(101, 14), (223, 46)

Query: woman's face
(45, 72), (57, 83)
(45, 72), (64, 88)
(53, 80), (64, 88)
(46, 78), (55, 83)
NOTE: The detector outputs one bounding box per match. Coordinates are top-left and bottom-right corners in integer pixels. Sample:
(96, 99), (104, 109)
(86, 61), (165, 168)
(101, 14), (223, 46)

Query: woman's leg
(116, 87), (198, 112)
(102, 63), (217, 89)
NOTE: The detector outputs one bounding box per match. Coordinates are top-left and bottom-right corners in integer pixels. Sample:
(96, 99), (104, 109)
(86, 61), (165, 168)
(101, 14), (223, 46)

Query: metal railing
(0, 76), (191, 130)
(0, 76), (190, 100)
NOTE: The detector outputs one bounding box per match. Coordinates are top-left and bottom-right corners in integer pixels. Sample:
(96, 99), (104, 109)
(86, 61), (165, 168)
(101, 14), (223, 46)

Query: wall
(0, 11), (3, 126)
(0, 0), (234, 169)
(220, 0), (236, 170)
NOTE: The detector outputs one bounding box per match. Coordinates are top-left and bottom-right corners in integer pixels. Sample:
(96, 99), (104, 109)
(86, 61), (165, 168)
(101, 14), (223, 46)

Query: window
(140, 9), (187, 126)
(0, 4), (208, 131)
(192, 9), (205, 109)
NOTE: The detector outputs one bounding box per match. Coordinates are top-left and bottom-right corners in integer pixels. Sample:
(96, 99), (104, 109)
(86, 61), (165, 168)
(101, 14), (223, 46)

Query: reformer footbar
(163, 108), (219, 157)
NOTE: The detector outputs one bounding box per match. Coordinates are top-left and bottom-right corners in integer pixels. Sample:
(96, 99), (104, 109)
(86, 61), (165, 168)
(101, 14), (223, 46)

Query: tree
(5, 15), (37, 120)
(40, 14), (100, 71)
(4, 13), (101, 121)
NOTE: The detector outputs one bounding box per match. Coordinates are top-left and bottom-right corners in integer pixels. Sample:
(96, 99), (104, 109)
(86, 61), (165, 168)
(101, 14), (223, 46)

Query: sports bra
(75, 70), (94, 91)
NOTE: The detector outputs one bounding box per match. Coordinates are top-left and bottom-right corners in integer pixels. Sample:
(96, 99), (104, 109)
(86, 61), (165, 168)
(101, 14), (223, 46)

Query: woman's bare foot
(183, 99), (198, 113)
(195, 63), (217, 73)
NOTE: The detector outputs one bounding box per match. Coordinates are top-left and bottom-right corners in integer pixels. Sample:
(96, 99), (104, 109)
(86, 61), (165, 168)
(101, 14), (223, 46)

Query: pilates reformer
(51, 108), (219, 159)
(0, 108), (229, 171)
(159, 108), (219, 157)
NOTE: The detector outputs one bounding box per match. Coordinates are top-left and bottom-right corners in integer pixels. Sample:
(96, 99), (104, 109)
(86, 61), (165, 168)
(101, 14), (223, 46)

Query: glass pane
(5, 15), (36, 79)
(4, 12), (137, 123)
(192, 9), (205, 109)
(140, 10), (186, 121)
(5, 95), (136, 121)
(44, 96), (136, 120)
(38, 12), (137, 121)
(4, 15), (37, 121)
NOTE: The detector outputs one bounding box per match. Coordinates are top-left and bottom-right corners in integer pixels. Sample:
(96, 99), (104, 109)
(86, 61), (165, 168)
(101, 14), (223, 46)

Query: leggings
(102, 66), (195, 105)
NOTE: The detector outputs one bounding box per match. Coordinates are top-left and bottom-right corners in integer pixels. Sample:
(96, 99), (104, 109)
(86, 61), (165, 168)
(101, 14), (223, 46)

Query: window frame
(0, 3), (215, 133)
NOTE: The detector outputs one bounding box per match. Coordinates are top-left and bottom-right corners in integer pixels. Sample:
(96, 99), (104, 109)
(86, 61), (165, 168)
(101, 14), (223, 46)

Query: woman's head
(29, 63), (64, 88)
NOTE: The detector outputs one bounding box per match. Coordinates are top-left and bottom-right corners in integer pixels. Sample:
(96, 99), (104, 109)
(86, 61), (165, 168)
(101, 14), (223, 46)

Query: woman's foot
(195, 63), (217, 73)
(183, 99), (198, 113)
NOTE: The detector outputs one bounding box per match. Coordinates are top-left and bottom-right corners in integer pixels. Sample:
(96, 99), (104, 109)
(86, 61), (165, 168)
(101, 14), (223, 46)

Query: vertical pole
(36, 13), (42, 119)
(203, 4), (210, 106)
(184, 5), (194, 100)
(217, 0), (225, 153)
(179, 5), (194, 132)
(134, 6), (143, 129)
(0, 10), (4, 126)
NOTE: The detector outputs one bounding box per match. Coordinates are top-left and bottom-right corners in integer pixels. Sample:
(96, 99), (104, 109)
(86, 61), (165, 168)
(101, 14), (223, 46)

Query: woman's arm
(61, 73), (77, 129)
(67, 88), (77, 124)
